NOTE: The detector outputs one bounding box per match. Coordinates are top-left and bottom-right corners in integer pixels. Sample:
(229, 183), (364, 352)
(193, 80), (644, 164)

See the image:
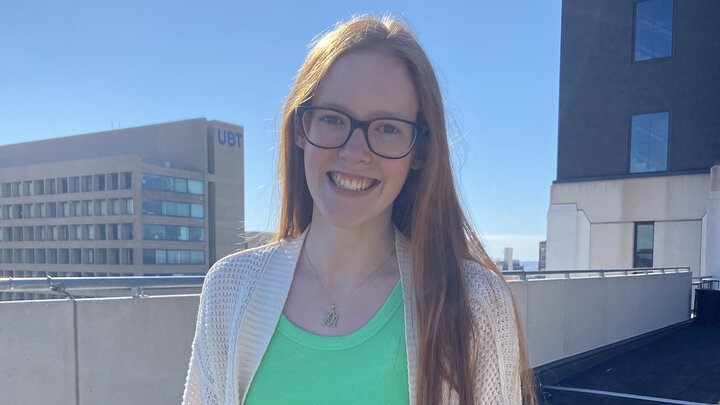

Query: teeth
(330, 172), (375, 191)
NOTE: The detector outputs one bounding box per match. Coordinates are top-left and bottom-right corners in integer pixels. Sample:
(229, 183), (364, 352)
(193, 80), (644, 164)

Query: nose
(338, 127), (372, 162)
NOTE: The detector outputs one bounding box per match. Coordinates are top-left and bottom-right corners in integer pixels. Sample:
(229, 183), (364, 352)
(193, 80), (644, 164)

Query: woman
(183, 15), (536, 405)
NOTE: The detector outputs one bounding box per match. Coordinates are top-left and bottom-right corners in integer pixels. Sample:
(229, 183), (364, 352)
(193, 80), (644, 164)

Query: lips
(327, 172), (379, 192)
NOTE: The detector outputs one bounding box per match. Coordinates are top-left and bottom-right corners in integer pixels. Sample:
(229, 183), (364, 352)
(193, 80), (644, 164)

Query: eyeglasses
(295, 106), (426, 159)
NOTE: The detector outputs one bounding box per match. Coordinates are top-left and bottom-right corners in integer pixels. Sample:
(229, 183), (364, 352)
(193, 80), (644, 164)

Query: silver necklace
(303, 246), (396, 328)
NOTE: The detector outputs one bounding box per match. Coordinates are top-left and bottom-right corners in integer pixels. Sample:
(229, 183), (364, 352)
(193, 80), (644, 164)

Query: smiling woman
(182, 14), (536, 405)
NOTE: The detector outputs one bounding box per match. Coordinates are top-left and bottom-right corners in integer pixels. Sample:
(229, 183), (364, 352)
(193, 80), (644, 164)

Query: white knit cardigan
(182, 228), (521, 404)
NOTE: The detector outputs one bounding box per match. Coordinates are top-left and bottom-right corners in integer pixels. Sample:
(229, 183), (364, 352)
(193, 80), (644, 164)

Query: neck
(303, 210), (397, 289)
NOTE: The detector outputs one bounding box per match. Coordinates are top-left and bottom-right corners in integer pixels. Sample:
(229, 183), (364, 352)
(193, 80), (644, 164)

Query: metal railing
(502, 266), (691, 281)
(0, 275), (204, 299)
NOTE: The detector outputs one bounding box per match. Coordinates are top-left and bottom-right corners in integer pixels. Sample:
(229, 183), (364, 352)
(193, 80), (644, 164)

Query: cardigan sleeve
(463, 261), (522, 404)
(182, 266), (221, 405)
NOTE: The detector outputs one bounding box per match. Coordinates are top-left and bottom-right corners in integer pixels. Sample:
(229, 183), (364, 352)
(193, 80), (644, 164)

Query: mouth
(327, 172), (380, 192)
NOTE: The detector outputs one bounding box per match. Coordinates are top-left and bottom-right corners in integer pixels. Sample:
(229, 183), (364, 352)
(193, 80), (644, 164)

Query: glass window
(112, 199), (120, 215)
(37, 226), (46, 241)
(124, 223), (134, 240)
(124, 248), (134, 265)
(73, 201), (82, 216)
(142, 199), (204, 218)
(83, 176), (93, 192)
(191, 204), (203, 218)
(124, 198), (134, 214)
(2, 182), (11, 197)
(38, 203), (46, 218)
(99, 200), (107, 216)
(84, 200), (94, 216)
(24, 181), (33, 196)
(61, 202), (70, 217)
(122, 172), (132, 189)
(630, 111), (669, 173)
(50, 226), (58, 241)
(86, 225), (95, 240)
(634, 222), (654, 268)
(97, 224), (107, 240)
(108, 173), (119, 190)
(174, 178), (188, 193)
(58, 178), (68, 194)
(60, 249), (70, 264)
(47, 202), (56, 218)
(97, 249), (107, 264)
(47, 179), (56, 194)
(634, 0), (673, 61)
(60, 225), (69, 241)
(70, 176), (80, 193)
(24, 204), (34, 218)
(110, 224), (120, 240)
(38, 249), (46, 264)
(143, 249), (204, 265)
(35, 180), (44, 195)
(86, 249), (94, 264)
(27, 249), (35, 264)
(188, 180), (203, 195)
(26, 226), (34, 241)
(96, 174), (106, 191)
(12, 181), (21, 197)
(73, 225), (82, 241)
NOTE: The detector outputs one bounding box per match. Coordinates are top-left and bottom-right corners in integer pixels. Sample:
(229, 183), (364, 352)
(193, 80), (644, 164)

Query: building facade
(547, 0), (720, 278)
(0, 118), (244, 300)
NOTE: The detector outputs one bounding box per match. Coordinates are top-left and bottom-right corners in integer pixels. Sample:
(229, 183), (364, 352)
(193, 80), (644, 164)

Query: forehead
(312, 49), (419, 121)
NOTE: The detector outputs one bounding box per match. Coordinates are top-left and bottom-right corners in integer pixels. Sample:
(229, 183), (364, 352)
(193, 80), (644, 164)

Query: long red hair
(275, 14), (536, 405)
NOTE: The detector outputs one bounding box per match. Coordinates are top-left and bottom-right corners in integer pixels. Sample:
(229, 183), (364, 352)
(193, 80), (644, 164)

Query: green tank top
(245, 280), (409, 404)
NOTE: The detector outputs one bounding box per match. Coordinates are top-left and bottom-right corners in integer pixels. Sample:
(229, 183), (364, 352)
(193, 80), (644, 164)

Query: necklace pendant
(321, 305), (338, 328)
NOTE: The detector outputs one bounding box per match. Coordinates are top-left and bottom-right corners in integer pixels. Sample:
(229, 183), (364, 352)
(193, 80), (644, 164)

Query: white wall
(506, 271), (691, 367)
(0, 271), (695, 402)
(547, 171), (714, 275)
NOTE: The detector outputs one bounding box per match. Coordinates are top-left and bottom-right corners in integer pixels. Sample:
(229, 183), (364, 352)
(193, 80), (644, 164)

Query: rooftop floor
(540, 322), (720, 405)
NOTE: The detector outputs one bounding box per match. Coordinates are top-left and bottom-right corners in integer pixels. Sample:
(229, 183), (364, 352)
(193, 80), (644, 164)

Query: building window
(142, 199), (204, 218)
(97, 224), (107, 240)
(95, 174), (106, 191)
(634, 0), (673, 61)
(122, 172), (132, 189)
(124, 198), (134, 214)
(124, 223), (134, 240)
(73, 201), (82, 217)
(108, 173), (119, 190)
(61, 202), (70, 217)
(35, 180), (44, 195)
(143, 249), (205, 265)
(634, 222), (654, 268)
(84, 200), (94, 216)
(142, 173), (204, 195)
(83, 176), (93, 192)
(58, 178), (68, 194)
(99, 200), (107, 216)
(143, 224), (205, 241)
(111, 199), (121, 215)
(124, 248), (134, 265)
(38, 249), (46, 264)
(2, 183), (10, 197)
(46, 179), (56, 195)
(70, 176), (81, 193)
(630, 112), (669, 173)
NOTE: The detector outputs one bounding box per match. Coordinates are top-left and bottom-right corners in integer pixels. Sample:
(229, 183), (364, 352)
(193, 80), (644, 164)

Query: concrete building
(547, 0), (720, 278)
(0, 118), (244, 300)
(538, 240), (546, 271)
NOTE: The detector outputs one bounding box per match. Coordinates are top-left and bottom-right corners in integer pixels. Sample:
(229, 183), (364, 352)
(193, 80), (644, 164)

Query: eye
(376, 123), (400, 134)
(318, 113), (345, 126)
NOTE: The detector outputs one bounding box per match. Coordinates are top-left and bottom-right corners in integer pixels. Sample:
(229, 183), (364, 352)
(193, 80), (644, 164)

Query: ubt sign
(217, 129), (242, 149)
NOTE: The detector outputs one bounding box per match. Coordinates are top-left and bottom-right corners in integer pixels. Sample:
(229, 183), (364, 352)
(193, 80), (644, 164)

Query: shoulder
(198, 241), (284, 307)
(461, 260), (513, 310)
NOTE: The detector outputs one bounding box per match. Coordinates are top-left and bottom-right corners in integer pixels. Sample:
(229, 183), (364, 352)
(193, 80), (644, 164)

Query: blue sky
(0, 1), (561, 261)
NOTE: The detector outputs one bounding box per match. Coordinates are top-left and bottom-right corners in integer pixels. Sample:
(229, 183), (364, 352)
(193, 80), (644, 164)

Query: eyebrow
(312, 102), (414, 121)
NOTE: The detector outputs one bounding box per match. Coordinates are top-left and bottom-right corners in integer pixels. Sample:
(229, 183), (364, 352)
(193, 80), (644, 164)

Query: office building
(546, 0), (719, 278)
(0, 118), (244, 300)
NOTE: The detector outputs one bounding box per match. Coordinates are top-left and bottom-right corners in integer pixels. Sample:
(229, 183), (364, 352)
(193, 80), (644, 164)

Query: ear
(294, 121), (306, 150)
(410, 154), (424, 170)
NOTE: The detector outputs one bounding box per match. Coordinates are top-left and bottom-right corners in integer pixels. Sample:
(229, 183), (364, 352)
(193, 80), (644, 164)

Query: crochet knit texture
(182, 229), (521, 404)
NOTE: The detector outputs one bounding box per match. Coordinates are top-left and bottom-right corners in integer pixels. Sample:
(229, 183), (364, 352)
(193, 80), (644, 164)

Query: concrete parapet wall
(507, 271), (691, 367)
(0, 295), (199, 405)
(0, 271), (691, 402)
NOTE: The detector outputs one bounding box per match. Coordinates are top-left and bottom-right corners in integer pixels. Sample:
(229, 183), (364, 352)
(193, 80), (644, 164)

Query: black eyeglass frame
(295, 105), (427, 159)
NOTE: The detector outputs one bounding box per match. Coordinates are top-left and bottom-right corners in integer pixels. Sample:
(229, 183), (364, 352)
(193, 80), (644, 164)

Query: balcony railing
(0, 275), (204, 298)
